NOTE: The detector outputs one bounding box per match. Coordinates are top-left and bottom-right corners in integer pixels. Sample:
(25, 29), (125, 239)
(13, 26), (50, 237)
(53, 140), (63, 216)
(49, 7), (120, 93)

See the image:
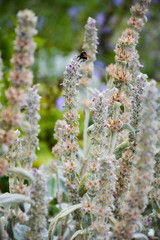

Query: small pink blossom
(68, 64), (73, 71)
(9, 68), (33, 87)
(0, 158), (9, 177)
(5, 87), (25, 105)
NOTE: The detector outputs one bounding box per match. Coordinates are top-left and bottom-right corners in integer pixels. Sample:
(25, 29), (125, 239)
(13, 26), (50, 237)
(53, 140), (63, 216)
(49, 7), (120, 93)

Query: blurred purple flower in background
(114, 0), (124, 5)
(102, 26), (111, 34)
(67, 6), (80, 18)
(95, 60), (106, 69)
(153, 0), (160, 3)
(100, 86), (106, 92)
(55, 97), (64, 111)
(96, 13), (105, 27)
(105, 43), (115, 50)
(37, 16), (45, 30)
(32, 168), (37, 176)
(93, 69), (101, 78)
(6, 19), (14, 27)
(93, 60), (106, 79)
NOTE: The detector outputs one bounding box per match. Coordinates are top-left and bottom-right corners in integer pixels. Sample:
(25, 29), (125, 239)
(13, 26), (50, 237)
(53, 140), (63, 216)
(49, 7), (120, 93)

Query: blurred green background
(0, 0), (160, 167)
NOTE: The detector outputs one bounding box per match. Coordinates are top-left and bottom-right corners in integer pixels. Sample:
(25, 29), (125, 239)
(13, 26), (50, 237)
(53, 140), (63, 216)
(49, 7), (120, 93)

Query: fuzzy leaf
(81, 213), (92, 229)
(108, 216), (117, 225)
(79, 173), (91, 197)
(87, 124), (94, 136)
(119, 123), (135, 136)
(132, 233), (148, 240)
(7, 168), (35, 185)
(126, 82), (133, 90)
(114, 140), (129, 159)
(18, 203), (25, 212)
(6, 219), (14, 240)
(14, 223), (30, 240)
(152, 200), (160, 213)
(0, 193), (34, 206)
(48, 203), (82, 240)
(113, 101), (121, 111)
(0, 144), (9, 157)
(71, 229), (86, 240)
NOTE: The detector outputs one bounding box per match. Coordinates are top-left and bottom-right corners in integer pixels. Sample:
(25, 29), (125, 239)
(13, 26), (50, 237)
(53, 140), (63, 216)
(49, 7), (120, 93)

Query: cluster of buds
(10, 10), (37, 87)
(128, 0), (150, 32)
(0, 54), (11, 176)
(21, 84), (41, 168)
(79, 17), (98, 88)
(82, 17), (98, 63)
(129, 73), (147, 142)
(52, 120), (68, 162)
(150, 152), (160, 201)
(25, 167), (48, 240)
(109, 89), (131, 108)
(105, 118), (122, 131)
(62, 56), (81, 110)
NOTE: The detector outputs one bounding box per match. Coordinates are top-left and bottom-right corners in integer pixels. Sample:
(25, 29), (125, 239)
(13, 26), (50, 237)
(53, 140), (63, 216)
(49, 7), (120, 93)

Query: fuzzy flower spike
(114, 80), (158, 240)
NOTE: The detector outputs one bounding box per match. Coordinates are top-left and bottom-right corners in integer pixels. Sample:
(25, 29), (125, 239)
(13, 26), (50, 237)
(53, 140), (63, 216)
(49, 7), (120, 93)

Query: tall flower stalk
(0, 10), (46, 240)
(81, 89), (119, 239)
(7, 9), (38, 173)
(52, 56), (82, 231)
(79, 17), (98, 176)
(25, 167), (48, 240)
(114, 80), (158, 239)
(106, 0), (151, 219)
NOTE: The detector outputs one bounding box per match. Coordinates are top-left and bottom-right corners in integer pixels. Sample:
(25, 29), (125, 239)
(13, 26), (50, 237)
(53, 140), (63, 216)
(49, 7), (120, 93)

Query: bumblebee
(77, 51), (87, 62)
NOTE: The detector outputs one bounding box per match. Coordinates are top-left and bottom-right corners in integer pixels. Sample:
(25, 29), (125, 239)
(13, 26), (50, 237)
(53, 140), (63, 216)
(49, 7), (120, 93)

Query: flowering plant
(0, 1), (160, 240)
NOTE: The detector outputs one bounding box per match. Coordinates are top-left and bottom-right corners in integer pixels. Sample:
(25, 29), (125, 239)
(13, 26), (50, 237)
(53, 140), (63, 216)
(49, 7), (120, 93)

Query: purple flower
(93, 69), (101, 78)
(55, 97), (64, 111)
(113, 193), (117, 199)
(32, 168), (37, 176)
(147, 217), (152, 225)
(96, 13), (105, 27)
(67, 6), (80, 18)
(92, 22), (95, 27)
(39, 164), (44, 170)
(37, 16), (45, 30)
(68, 64), (73, 71)
(95, 60), (106, 69)
(102, 26), (111, 34)
(114, 0), (124, 5)
(100, 86), (106, 92)
(107, 161), (112, 166)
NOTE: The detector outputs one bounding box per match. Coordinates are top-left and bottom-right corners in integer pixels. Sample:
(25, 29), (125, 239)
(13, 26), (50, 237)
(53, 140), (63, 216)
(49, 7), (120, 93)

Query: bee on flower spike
(77, 50), (87, 62)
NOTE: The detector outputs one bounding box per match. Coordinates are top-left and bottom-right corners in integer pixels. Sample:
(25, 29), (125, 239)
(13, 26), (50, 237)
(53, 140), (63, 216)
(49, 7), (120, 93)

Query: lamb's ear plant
(49, 0), (160, 240)
(0, 0), (160, 240)
(0, 10), (48, 240)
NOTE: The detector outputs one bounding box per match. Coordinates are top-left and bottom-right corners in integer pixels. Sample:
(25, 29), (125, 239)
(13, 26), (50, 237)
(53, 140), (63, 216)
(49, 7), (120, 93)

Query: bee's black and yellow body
(77, 51), (87, 62)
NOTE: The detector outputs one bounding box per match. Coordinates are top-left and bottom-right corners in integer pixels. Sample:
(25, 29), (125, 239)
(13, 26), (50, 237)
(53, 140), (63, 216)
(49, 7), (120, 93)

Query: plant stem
(79, 141), (91, 177)
(83, 89), (90, 156)
(56, 169), (62, 210)
(107, 77), (113, 89)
